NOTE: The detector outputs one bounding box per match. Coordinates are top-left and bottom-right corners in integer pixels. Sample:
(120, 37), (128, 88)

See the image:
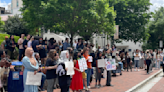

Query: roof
(0, 15), (13, 21)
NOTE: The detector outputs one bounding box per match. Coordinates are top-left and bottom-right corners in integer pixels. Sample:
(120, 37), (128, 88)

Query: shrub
(0, 33), (20, 45)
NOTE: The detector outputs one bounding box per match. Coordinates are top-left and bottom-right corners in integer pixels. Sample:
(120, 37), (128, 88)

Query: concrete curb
(125, 69), (163, 92)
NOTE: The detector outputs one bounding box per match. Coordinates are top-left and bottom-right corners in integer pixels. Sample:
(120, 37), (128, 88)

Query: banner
(105, 59), (116, 70)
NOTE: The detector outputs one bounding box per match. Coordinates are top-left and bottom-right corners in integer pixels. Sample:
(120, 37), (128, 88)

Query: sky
(0, 0), (164, 12)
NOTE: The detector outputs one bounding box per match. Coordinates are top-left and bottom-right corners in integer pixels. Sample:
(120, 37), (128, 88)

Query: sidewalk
(42, 69), (160, 92)
(148, 73), (164, 92)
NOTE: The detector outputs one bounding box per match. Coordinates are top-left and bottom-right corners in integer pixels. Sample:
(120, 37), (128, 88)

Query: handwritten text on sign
(105, 59), (116, 70)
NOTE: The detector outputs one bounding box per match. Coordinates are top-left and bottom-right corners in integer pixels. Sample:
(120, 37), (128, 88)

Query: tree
(3, 15), (30, 36)
(144, 7), (164, 50)
(0, 17), (4, 31)
(21, 0), (116, 46)
(109, 0), (152, 43)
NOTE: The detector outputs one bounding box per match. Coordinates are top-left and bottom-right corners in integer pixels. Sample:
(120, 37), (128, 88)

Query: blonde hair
(48, 49), (56, 61)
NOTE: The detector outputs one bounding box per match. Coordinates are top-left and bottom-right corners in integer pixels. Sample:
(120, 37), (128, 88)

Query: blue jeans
(134, 60), (139, 69)
(118, 62), (123, 69)
(40, 72), (46, 89)
(19, 49), (24, 61)
(85, 68), (92, 86)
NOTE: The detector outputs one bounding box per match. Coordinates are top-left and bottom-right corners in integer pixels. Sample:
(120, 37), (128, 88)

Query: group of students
(21, 45), (114, 92)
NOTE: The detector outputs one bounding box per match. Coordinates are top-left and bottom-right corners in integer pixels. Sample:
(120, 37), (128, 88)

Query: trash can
(8, 61), (24, 92)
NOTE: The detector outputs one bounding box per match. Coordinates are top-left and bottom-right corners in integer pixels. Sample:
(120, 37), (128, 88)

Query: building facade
(11, 0), (23, 14)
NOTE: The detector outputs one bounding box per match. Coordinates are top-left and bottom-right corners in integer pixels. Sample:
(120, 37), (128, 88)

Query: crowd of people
(0, 34), (164, 92)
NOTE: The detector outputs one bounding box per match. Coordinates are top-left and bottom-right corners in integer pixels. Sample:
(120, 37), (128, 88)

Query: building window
(17, 0), (19, 7)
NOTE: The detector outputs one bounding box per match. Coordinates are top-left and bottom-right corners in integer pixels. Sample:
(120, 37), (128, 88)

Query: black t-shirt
(46, 58), (57, 79)
(32, 40), (39, 52)
(23, 39), (29, 50)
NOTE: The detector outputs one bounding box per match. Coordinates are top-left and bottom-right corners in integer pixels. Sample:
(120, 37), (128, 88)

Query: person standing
(18, 34), (25, 61)
(105, 48), (113, 86)
(27, 36), (34, 47)
(83, 47), (92, 89)
(149, 50), (154, 72)
(45, 50), (58, 92)
(32, 37), (40, 56)
(126, 52), (132, 72)
(134, 49), (141, 71)
(22, 48), (39, 92)
(23, 34), (31, 51)
(38, 38), (47, 65)
(76, 38), (84, 50)
(70, 51), (83, 92)
(1, 36), (8, 50)
(6, 35), (16, 60)
(156, 51), (161, 69)
(63, 38), (70, 50)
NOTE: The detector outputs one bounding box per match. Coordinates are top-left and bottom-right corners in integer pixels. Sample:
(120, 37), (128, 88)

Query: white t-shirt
(73, 43), (77, 49)
(153, 52), (156, 59)
(134, 53), (141, 60)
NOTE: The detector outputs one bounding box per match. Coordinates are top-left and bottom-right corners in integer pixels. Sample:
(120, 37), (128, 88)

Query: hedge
(0, 33), (20, 45)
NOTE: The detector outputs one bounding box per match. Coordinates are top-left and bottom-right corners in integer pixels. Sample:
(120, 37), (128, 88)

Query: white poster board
(98, 59), (105, 68)
(105, 59), (116, 70)
(26, 72), (42, 86)
(65, 62), (75, 75)
(78, 58), (88, 72)
(88, 56), (93, 62)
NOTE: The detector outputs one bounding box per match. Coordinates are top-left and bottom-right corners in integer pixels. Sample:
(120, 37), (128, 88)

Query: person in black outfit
(6, 35), (16, 59)
(23, 34), (31, 53)
(145, 50), (151, 74)
(126, 52), (132, 72)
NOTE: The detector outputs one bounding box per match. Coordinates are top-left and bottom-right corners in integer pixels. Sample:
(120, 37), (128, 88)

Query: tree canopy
(143, 7), (164, 50)
(21, 0), (116, 45)
(0, 17), (4, 31)
(3, 15), (30, 36)
(109, 0), (152, 43)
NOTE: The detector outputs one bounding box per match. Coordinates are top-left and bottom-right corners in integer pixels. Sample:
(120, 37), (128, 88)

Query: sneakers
(95, 84), (98, 88)
(83, 87), (86, 90)
(138, 69), (140, 71)
(134, 69), (136, 71)
(88, 86), (91, 89)
(98, 84), (102, 88)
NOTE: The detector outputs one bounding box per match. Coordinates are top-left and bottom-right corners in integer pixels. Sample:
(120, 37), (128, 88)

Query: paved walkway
(42, 69), (160, 92)
(149, 72), (164, 92)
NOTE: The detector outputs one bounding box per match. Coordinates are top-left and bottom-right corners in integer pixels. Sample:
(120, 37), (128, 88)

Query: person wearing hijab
(22, 48), (39, 92)
(57, 50), (71, 92)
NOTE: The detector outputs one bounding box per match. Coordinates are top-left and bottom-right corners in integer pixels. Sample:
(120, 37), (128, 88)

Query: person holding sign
(95, 52), (104, 88)
(83, 47), (92, 92)
(104, 48), (113, 87)
(22, 48), (39, 92)
(57, 50), (71, 92)
(70, 50), (83, 92)
(45, 50), (58, 92)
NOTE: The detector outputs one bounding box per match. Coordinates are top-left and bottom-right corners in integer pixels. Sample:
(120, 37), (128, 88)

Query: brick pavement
(42, 69), (160, 92)
(149, 73), (164, 92)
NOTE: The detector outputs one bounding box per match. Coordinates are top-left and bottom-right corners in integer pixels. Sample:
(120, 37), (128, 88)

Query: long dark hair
(97, 51), (102, 59)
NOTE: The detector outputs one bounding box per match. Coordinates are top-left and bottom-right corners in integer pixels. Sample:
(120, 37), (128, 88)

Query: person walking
(18, 34), (25, 61)
(145, 50), (151, 74)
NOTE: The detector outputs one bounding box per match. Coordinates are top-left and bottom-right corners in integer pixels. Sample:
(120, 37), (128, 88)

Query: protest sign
(88, 56), (93, 62)
(98, 59), (105, 68)
(78, 58), (88, 72)
(65, 62), (75, 75)
(26, 72), (42, 86)
(105, 59), (116, 70)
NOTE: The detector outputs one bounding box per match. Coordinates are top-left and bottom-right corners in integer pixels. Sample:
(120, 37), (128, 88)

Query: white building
(11, 0), (23, 14)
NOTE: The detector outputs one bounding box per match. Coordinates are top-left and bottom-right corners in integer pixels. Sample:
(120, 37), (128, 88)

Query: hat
(5, 36), (8, 39)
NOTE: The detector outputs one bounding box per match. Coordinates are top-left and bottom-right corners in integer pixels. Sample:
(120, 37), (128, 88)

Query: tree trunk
(70, 33), (74, 47)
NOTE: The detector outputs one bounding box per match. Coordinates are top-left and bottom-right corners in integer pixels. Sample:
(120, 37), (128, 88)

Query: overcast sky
(0, 0), (164, 12)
